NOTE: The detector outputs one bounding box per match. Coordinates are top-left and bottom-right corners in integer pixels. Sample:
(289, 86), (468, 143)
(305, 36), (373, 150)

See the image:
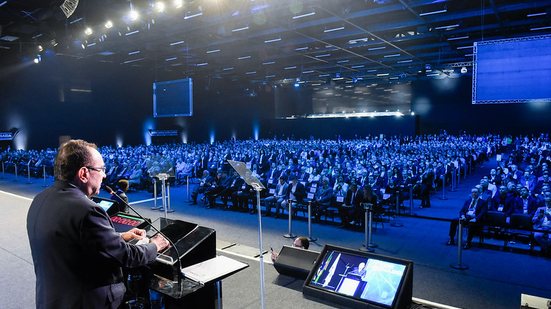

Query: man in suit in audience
(110, 179), (129, 213)
(488, 185), (519, 218)
(532, 193), (551, 256)
(419, 165), (434, 208)
(191, 170), (213, 205)
(488, 168), (503, 187)
(534, 172), (550, 195)
(263, 162), (281, 186)
(447, 187), (488, 249)
(514, 186), (539, 216)
(281, 175), (306, 216)
(311, 178), (333, 222)
(220, 172), (245, 209)
(263, 176), (289, 217)
(339, 183), (362, 227)
(204, 170), (230, 208)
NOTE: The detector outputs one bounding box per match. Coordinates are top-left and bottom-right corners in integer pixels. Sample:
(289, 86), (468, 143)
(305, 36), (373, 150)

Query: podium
(135, 218), (246, 309)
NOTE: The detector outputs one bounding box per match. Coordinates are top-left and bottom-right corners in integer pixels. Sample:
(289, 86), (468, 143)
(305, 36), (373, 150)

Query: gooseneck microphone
(104, 185), (183, 283)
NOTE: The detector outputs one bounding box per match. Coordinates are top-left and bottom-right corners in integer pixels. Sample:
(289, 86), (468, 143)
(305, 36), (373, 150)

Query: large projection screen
(153, 78), (193, 117)
(472, 35), (551, 104)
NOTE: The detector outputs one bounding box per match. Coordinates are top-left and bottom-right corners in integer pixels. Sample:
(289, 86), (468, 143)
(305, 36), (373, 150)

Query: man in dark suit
(27, 139), (168, 309)
(339, 183), (363, 227)
(281, 175), (306, 216)
(488, 185), (520, 218)
(514, 186), (539, 216)
(532, 193), (551, 255)
(447, 187), (488, 249)
(262, 176), (289, 217)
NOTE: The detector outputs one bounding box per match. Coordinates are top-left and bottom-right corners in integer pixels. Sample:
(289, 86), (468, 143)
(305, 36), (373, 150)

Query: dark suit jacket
(514, 196), (539, 216)
(489, 193), (520, 217)
(286, 182), (306, 203)
(344, 188), (363, 207)
(27, 181), (158, 309)
(459, 197), (487, 222)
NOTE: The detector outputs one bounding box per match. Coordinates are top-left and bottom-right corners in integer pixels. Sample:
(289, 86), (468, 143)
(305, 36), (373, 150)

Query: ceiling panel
(0, 0), (550, 86)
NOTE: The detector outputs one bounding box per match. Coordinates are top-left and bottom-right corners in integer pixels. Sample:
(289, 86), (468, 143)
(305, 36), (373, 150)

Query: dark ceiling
(1, 0), (551, 86)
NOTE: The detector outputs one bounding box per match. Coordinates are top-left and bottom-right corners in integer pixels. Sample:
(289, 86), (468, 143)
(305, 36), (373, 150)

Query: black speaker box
(273, 246), (319, 279)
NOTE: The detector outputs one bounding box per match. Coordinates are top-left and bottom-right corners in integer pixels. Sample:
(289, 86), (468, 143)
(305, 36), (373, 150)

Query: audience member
(447, 187), (488, 249)
(111, 179), (129, 213)
(532, 194), (551, 256)
(271, 236), (310, 262)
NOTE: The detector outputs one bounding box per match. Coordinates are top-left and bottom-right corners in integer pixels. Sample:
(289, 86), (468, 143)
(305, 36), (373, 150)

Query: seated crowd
(446, 134), (551, 255)
(2, 133), (505, 227)
(3, 133), (549, 256)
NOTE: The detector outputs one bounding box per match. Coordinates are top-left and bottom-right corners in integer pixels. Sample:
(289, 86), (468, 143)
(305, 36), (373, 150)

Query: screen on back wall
(275, 82), (411, 118)
(472, 35), (551, 104)
(153, 78), (193, 117)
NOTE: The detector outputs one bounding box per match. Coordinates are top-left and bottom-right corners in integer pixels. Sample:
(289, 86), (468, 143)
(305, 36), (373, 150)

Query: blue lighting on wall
(143, 118), (154, 146)
(116, 134), (123, 148)
(209, 129), (215, 144)
(8, 113), (27, 150)
(253, 122), (259, 140)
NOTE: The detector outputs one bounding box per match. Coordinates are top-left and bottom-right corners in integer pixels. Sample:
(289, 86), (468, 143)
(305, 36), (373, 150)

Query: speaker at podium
(143, 218), (218, 309)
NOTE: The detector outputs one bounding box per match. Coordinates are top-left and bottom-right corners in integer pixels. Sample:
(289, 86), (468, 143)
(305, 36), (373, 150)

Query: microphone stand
(105, 186), (184, 284)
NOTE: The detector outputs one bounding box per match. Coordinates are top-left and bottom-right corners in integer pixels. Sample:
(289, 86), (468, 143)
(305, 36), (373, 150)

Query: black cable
(105, 185), (183, 283)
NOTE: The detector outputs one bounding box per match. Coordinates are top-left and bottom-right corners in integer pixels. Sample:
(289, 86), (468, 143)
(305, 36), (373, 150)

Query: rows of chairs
(479, 212), (535, 252)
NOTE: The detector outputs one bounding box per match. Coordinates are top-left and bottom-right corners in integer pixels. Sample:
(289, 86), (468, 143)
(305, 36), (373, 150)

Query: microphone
(104, 185), (184, 283)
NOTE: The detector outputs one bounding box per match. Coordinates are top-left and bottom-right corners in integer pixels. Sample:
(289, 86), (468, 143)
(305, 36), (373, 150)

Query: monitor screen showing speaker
(303, 245), (413, 309)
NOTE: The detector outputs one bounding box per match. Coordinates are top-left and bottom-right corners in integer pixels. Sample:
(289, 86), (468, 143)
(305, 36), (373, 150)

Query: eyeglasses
(86, 166), (106, 173)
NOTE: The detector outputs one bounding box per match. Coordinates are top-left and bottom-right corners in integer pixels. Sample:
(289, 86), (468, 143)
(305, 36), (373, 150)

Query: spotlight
(84, 27), (93, 35)
(33, 55), (41, 63)
(105, 20), (113, 29)
(174, 0), (183, 8)
(37, 45), (43, 52)
(59, 0), (79, 18)
(155, 1), (166, 12)
(129, 10), (139, 21)
(460, 66), (468, 74)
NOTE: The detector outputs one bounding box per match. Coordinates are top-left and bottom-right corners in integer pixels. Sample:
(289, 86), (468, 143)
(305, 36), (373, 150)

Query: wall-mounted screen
(153, 78), (193, 117)
(472, 35), (551, 104)
(275, 82), (411, 119)
(303, 245), (413, 309)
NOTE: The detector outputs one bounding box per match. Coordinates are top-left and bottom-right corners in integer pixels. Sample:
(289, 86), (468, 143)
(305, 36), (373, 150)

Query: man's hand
(270, 250), (279, 263)
(150, 234), (170, 252)
(121, 228), (146, 242)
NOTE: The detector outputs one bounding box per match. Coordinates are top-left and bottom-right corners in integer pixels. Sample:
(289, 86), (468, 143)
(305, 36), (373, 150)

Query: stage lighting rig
(60, 0), (79, 18)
